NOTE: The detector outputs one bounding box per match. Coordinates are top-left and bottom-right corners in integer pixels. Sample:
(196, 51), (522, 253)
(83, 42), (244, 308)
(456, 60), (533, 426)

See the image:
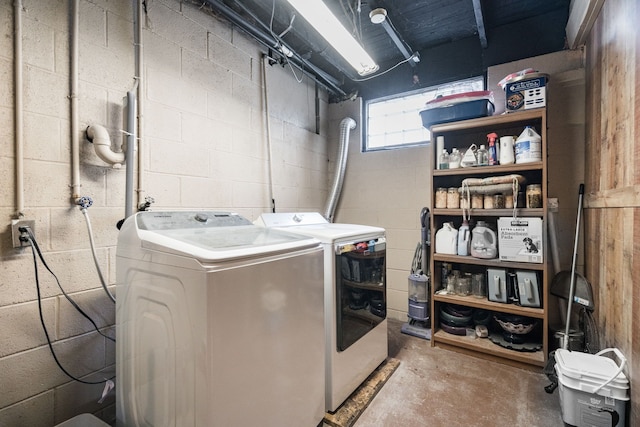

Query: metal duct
(323, 117), (356, 223)
(201, 0), (346, 97)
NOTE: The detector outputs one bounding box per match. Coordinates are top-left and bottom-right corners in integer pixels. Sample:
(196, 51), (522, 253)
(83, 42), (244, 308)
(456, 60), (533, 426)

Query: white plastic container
(457, 220), (470, 256)
(435, 222), (457, 255)
(470, 221), (497, 259)
(554, 348), (629, 427)
(515, 126), (542, 164)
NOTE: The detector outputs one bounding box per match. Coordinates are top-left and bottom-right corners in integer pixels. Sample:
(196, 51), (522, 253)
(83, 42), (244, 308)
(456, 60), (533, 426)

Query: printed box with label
(505, 74), (548, 112)
(497, 217), (543, 263)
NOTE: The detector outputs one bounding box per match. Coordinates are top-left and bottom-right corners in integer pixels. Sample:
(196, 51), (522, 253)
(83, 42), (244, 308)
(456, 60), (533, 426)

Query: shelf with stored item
(428, 108), (549, 369)
(341, 278), (385, 293)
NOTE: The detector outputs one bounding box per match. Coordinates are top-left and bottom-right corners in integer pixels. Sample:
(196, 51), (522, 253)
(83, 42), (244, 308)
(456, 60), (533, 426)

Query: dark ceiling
(201, 0), (571, 101)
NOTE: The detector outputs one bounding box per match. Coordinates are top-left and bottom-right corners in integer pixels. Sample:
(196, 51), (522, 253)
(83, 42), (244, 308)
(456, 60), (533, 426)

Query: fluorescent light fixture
(285, 0), (378, 76)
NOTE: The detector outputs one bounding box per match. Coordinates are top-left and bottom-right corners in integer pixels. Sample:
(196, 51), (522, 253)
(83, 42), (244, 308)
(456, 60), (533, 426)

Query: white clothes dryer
(255, 212), (387, 412)
(116, 211), (325, 426)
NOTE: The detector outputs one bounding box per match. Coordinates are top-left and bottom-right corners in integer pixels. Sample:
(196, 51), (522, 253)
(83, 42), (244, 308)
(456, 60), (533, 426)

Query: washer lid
(255, 212), (329, 227)
(120, 211), (320, 261)
(255, 212), (385, 242)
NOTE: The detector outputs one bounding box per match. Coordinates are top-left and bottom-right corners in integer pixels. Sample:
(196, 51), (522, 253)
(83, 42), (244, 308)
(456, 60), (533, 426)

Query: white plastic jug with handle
(457, 219), (470, 256)
(471, 221), (497, 259)
(515, 126), (542, 164)
(435, 222), (458, 255)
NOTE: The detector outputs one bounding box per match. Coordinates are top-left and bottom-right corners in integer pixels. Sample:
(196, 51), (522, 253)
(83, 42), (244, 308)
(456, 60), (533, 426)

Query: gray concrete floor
(352, 318), (564, 427)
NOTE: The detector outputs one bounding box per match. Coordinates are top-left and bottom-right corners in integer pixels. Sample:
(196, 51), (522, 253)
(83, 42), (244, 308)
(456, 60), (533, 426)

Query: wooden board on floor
(323, 358), (400, 427)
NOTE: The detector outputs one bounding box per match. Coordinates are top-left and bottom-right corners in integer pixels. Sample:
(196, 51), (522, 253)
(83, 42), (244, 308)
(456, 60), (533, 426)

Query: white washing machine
(116, 211), (325, 427)
(255, 212), (387, 412)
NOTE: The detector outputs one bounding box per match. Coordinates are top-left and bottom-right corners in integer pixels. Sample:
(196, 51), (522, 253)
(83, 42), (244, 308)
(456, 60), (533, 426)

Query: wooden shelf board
(432, 330), (546, 368)
(433, 208), (544, 217)
(432, 254), (546, 271)
(433, 293), (545, 318)
(430, 109), (545, 133)
(433, 162), (543, 176)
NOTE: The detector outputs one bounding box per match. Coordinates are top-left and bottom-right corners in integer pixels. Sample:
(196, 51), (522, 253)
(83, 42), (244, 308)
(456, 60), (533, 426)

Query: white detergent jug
(435, 222), (458, 255)
(515, 126), (542, 164)
(457, 219), (470, 256)
(471, 221), (497, 259)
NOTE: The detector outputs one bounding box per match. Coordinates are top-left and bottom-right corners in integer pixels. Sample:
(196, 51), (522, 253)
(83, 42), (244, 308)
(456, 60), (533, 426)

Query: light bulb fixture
(369, 8), (387, 24)
(285, 0), (378, 76)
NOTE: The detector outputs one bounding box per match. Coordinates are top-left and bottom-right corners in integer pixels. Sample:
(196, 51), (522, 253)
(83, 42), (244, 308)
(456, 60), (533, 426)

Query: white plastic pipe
(262, 55), (276, 212)
(135, 0), (145, 208)
(86, 125), (125, 167)
(70, 0), (80, 202)
(14, 0), (24, 218)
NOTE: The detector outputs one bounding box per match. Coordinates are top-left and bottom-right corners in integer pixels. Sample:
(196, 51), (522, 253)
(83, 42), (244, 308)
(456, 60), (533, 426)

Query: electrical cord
(23, 227), (115, 344)
(24, 230), (114, 385)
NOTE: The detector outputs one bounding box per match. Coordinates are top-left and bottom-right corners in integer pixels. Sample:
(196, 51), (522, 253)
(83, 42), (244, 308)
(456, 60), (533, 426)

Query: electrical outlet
(11, 219), (35, 248)
(547, 198), (559, 212)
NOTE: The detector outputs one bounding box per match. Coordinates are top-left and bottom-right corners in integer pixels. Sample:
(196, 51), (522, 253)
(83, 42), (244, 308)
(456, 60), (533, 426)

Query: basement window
(363, 76), (485, 151)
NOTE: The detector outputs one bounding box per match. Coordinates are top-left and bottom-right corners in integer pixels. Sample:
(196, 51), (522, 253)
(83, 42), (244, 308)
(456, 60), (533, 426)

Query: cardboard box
(498, 217), (543, 263)
(505, 74), (548, 112)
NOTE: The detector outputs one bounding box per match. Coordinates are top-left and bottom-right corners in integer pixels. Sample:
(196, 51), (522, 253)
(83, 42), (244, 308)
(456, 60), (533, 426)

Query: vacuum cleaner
(401, 207), (431, 340)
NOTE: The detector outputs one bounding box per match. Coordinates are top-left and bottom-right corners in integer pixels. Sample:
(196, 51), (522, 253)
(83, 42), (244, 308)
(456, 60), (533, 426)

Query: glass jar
(471, 193), (483, 209)
(446, 187), (460, 208)
(483, 194), (494, 209)
(493, 193), (505, 209)
(526, 184), (542, 208)
(471, 273), (486, 298)
(446, 275), (457, 294)
(435, 188), (447, 208)
(505, 194), (514, 209)
(456, 274), (472, 295)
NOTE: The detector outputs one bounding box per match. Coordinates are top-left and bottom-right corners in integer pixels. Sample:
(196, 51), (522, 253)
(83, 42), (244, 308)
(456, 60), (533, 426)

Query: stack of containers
(554, 348), (629, 427)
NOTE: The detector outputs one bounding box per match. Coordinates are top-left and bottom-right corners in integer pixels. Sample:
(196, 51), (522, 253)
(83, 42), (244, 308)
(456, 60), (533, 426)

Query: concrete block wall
(0, 0), (329, 425)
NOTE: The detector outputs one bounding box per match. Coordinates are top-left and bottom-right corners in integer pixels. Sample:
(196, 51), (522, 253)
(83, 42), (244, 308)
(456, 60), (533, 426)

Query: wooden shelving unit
(429, 109), (549, 369)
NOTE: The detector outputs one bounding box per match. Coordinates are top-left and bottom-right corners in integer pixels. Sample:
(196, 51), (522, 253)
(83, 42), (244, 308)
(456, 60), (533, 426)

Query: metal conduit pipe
(135, 0), (145, 210)
(124, 89), (137, 219)
(202, 0), (346, 97)
(14, 0), (24, 218)
(323, 117), (356, 223)
(70, 0), (81, 203)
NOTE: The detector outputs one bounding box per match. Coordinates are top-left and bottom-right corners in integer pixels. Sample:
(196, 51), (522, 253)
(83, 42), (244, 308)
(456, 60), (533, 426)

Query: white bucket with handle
(554, 348), (629, 427)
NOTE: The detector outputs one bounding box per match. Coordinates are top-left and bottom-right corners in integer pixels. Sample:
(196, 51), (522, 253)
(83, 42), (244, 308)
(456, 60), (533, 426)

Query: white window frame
(363, 76), (485, 152)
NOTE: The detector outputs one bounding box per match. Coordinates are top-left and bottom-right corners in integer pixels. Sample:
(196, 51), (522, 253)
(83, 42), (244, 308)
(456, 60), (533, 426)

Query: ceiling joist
(472, 0), (488, 49)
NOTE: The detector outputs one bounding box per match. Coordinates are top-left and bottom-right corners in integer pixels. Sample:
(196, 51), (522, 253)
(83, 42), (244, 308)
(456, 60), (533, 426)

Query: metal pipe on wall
(14, 0), (24, 218)
(202, 0), (346, 97)
(323, 117), (356, 222)
(124, 90), (137, 218)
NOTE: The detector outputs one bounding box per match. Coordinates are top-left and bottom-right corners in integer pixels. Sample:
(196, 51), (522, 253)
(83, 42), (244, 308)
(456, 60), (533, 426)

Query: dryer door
(335, 238), (386, 351)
